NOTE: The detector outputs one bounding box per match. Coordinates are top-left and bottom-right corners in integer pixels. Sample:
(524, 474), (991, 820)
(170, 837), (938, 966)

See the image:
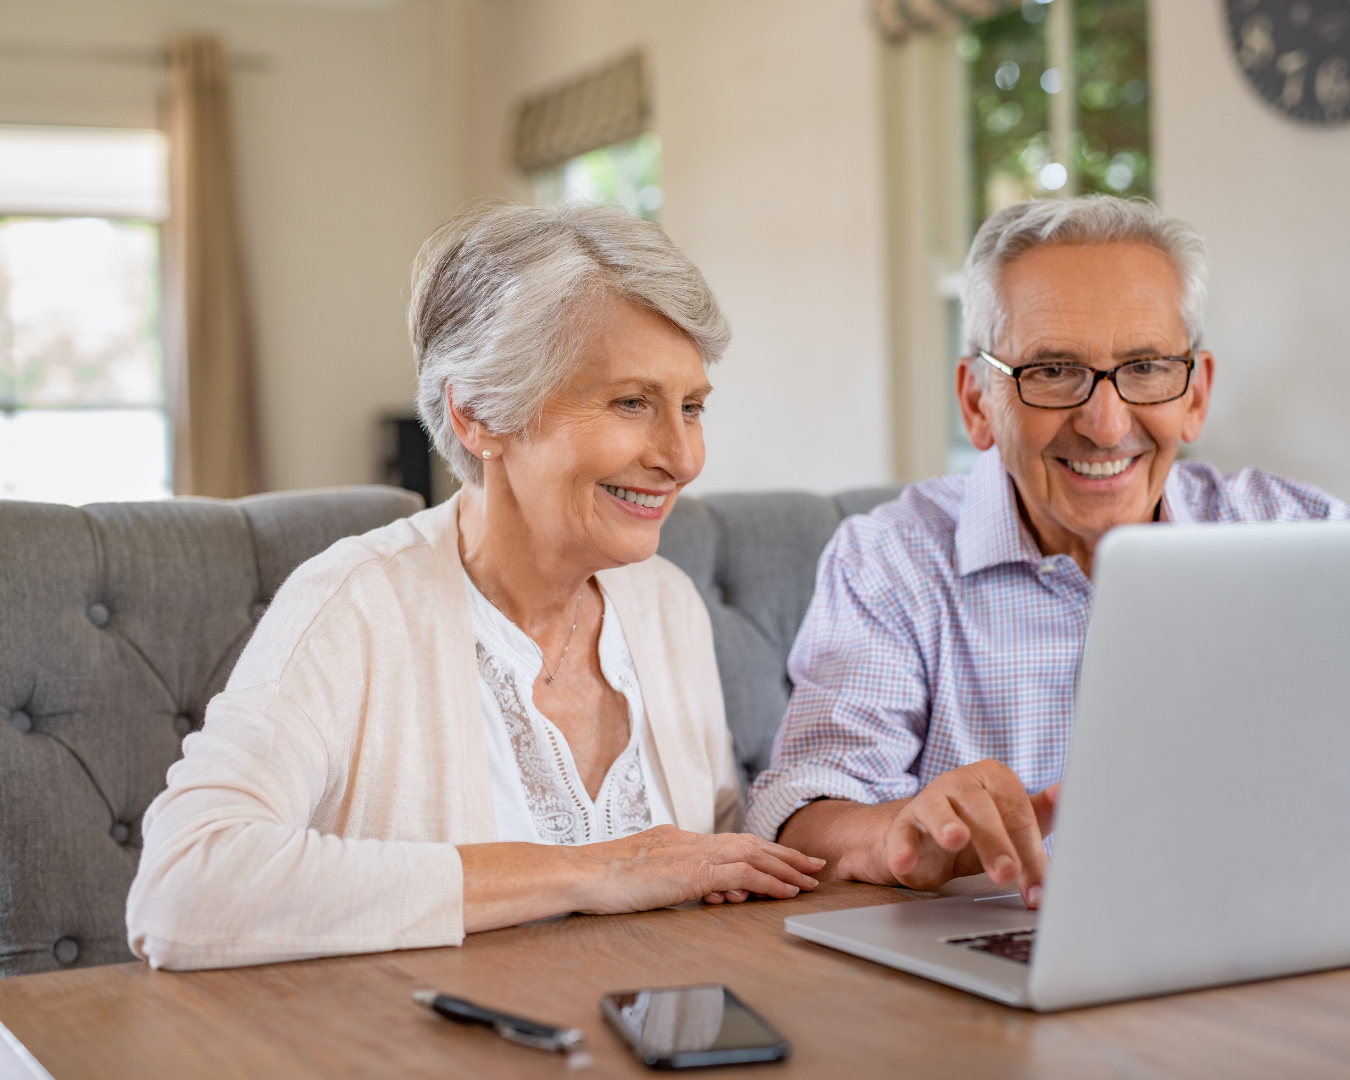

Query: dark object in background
(380, 414), (433, 507)
(1226, 0), (1350, 126)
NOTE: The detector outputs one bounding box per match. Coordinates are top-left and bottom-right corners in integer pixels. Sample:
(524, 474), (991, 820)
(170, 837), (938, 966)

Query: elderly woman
(125, 202), (823, 969)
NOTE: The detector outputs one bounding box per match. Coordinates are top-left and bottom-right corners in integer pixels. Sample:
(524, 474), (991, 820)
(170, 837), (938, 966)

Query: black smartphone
(600, 984), (790, 1069)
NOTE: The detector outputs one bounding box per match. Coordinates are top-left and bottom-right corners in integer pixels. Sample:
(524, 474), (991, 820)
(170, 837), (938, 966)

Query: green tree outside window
(966, 0), (1150, 228)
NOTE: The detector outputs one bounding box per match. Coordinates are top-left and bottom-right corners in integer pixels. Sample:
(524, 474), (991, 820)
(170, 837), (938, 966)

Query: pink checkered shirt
(745, 448), (1349, 840)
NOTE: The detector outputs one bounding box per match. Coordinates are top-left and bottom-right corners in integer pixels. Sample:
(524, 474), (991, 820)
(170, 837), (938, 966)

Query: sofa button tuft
(9, 709), (32, 733)
(250, 601), (268, 621)
(53, 937), (79, 965)
(87, 603), (110, 627)
(110, 822), (131, 844)
(173, 713), (193, 736)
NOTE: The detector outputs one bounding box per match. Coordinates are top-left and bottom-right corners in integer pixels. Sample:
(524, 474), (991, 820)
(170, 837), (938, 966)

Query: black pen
(412, 989), (589, 1062)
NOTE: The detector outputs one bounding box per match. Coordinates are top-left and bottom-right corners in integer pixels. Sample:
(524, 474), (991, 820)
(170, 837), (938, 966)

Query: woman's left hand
(571, 825), (826, 916)
(459, 826), (825, 934)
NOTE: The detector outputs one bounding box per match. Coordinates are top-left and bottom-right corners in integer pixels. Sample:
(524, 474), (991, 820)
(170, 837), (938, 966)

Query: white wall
(1, 0), (892, 497)
(457, 0), (893, 494)
(10, 2), (1344, 503)
(0, 0), (464, 493)
(1152, 0), (1350, 501)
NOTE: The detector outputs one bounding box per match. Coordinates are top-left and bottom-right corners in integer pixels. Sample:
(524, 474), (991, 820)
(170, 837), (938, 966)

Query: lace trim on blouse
(469, 582), (652, 845)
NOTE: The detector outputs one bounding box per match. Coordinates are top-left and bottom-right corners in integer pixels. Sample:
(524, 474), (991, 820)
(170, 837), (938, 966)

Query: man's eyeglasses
(978, 351), (1195, 410)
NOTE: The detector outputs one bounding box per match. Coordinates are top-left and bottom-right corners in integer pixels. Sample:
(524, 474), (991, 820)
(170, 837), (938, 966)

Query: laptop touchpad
(971, 893), (1029, 911)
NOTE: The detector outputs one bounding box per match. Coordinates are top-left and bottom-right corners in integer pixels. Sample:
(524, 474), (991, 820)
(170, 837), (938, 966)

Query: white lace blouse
(463, 573), (676, 845)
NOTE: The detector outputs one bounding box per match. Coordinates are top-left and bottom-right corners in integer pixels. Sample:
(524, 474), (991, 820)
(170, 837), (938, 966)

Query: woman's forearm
(458, 825), (826, 934)
(129, 795), (466, 969)
(457, 842), (597, 933)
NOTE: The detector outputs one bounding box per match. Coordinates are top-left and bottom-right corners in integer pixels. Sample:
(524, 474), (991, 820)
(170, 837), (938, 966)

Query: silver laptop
(786, 521), (1350, 1011)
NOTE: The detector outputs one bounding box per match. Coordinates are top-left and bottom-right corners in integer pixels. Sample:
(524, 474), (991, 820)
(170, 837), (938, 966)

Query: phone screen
(600, 984), (789, 1068)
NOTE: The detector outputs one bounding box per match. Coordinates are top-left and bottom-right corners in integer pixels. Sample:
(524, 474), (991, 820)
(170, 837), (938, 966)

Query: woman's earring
(482, 450), (491, 460)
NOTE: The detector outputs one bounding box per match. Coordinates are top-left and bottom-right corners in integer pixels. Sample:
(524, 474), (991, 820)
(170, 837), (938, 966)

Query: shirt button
(53, 937), (79, 965)
(1038, 561), (1054, 575)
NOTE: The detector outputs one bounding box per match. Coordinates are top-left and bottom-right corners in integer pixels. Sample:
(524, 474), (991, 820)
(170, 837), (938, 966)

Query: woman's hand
(458, 826), (824, 934)
(573, 825), (825, 914)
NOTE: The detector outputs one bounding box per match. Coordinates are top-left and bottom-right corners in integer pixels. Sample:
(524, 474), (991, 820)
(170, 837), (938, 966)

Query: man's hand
(885, 760), (1058, 907)
(776, 760), (1059, 909)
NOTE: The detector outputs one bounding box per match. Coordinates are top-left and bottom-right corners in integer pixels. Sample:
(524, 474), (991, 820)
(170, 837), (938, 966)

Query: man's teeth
(1067, 457), (1134, 478)
(604, 484), (668, 508)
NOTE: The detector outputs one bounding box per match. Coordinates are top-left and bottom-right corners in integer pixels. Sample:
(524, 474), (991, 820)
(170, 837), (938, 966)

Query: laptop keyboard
(945, 928), (1036, 964)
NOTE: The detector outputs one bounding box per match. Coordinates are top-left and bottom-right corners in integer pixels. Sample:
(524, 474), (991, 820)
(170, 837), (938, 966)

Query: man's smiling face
(957, 242), (1214, 572)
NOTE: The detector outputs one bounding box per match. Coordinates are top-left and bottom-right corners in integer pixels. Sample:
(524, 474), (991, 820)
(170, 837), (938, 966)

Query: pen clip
(415, 990), (584, 1056)
(494, 1022), (584, 1053)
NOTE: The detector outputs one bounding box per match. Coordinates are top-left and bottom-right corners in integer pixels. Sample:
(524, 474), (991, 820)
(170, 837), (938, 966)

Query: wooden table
(2, 877), (1348, 1079)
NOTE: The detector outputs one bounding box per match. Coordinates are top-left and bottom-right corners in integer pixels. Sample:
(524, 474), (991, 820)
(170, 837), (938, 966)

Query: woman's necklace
(467, 570), (586, 685)
(538, 588), (584, 685)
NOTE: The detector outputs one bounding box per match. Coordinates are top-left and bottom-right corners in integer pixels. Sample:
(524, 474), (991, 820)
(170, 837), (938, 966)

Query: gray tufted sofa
(656, 488), (903, 782)
(0, 482), (901, 978)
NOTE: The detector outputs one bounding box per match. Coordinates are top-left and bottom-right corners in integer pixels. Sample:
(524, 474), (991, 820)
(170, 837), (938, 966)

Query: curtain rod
(0, 41), (272, 72)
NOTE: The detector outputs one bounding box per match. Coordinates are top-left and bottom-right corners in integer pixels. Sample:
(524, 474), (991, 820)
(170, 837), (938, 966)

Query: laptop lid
(1028, 522), (1350, 1011)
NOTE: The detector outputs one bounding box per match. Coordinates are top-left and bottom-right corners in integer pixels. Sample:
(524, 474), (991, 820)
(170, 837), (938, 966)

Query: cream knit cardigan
(126, 495), (742, 971)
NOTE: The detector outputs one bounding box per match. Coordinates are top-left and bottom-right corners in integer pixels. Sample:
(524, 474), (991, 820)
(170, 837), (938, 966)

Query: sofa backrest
(657, 487), (903, 784)
(0, 483), (902, 976)
(0, 487), (423, 977)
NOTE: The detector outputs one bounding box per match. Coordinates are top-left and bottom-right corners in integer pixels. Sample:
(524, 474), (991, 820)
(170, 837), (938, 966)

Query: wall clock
(1226, 1), (1350, 123)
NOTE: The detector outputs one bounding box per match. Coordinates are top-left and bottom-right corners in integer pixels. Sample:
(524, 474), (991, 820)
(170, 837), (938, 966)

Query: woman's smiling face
(487, 295), (711, 571)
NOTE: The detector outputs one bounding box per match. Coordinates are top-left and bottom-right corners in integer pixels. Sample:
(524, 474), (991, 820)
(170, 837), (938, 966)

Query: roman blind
(514, 50), (648, 173)
(0, 126), (168, 220)
(873, 0), (1021, 42)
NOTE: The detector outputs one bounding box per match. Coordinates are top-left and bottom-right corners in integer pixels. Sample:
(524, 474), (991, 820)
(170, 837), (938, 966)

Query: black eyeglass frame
(977, 351), (1196, 410)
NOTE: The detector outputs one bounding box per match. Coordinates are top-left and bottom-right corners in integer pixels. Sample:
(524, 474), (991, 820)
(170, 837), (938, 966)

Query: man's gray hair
(409, 200), (730, 485)
(961, 196), (1208, 383)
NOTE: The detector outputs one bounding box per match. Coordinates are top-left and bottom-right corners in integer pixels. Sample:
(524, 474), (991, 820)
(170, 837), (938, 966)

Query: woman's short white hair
(409, 200), (731, 485)
(961, 196), (1208, 384)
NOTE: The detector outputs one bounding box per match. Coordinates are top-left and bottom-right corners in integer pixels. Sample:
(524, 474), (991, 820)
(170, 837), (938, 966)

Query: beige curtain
(163, 35), (262, 498)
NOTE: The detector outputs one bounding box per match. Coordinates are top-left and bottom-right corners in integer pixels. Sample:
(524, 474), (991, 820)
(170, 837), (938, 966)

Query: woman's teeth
(604, 484), (668, 508)
(1067, 457), (1134, 478)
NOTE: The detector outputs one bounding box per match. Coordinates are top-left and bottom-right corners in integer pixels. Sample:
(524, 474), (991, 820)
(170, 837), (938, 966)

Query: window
(532, 132), (664, 222)
(0, 126), (170, 504)
(944, 0), (1150, 471)
(965, 0), (1150, 221)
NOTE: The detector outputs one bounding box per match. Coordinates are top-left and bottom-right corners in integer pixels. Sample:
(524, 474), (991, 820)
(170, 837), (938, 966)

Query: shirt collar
(1160, 462), (1196, 523)
(956, 450), (1201, 576)
(955, 446), (1044, 576)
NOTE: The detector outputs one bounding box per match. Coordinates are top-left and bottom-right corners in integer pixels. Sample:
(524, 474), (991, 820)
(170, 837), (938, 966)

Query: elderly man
(746, 196), (1347, 909)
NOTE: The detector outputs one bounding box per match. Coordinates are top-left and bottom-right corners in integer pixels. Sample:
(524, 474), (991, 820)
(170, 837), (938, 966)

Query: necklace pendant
(547, 675), (555, 685)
